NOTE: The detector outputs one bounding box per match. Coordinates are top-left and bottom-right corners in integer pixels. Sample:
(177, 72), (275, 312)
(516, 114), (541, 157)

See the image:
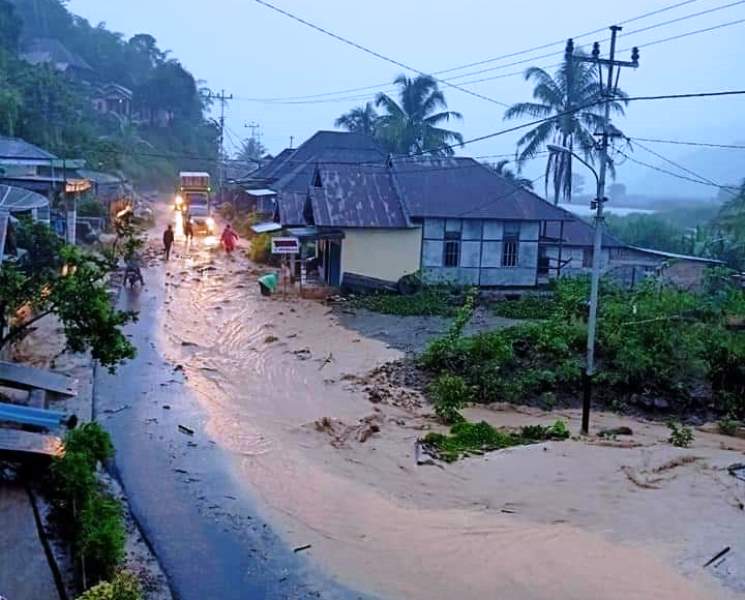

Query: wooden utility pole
(568, 27), (640, 434)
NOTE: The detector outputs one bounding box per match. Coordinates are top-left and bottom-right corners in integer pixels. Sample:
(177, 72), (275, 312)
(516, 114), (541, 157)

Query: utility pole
(289, 136), (294, 149)
(245, 121), (261, 143)
(568, 27), (639, 435)
(207, 89), (233, 195)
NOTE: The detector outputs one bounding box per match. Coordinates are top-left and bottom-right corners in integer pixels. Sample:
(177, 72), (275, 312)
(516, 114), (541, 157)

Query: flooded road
(98, 205), (744, 600)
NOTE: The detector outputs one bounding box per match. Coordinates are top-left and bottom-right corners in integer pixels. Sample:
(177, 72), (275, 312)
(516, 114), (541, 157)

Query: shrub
(51, 451), (97, 509)
(429, 374), (470, 424)
(706, 332), (745, 416)
(78, 493), (126, 581)
(718, 417), (740, 436)
(64, 423), (115, 468)
(77, 570), (142, 600)
(667, 421), (694, 448)
(248, 233), (273, 264)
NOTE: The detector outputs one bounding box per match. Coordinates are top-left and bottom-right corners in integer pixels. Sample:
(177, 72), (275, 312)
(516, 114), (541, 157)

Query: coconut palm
(335, 102), (379, 137)
(504, 53), (628, 204)
(374, 74), (463, 156)
(487, 159), (534, 190)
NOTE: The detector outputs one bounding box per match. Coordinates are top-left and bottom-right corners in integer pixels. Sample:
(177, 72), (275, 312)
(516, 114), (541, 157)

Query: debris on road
(728, 463), (745, 482)
(178, 425), (195, 436)
(319, 352), (334, 370)
(103, 405), (130, 415)
(598, 426), (633, 438)
(703, 546), (731, 568)
(293, 544), (312, 553)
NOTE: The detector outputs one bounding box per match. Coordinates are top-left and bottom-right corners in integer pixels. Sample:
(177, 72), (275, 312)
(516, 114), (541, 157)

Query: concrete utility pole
(207, 89), (234, 194)
(568, 27), (639, 434)
(245, 121), (261, 143)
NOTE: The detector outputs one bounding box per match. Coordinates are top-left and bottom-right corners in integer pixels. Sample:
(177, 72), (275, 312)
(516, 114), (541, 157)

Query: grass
(492, 295), (556, 319)
(422, 419), (570, 462)
(352, 287), (459, 317)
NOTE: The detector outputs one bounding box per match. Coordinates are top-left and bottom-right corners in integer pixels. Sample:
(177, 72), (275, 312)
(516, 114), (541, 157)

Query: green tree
(504, 52), (628, 204)
(486, 159), (535, 190)
(0, 0), (21, 51)
(335, 101), (379, 137)
(374, 74), (463, 156)
(605, 213), (691, 254)
(711, 181), (745, 269)
(237, 136), (266, 164)
(0, 221), (136, 370)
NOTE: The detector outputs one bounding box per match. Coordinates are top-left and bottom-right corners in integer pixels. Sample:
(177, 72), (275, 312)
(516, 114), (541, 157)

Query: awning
(251, 221), (282, 234)
(0, 185), (49, 212)
(285, 226), (345, 241)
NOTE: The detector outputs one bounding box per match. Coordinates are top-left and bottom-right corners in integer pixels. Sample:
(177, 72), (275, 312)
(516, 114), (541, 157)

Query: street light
(547, 143), (606, 435)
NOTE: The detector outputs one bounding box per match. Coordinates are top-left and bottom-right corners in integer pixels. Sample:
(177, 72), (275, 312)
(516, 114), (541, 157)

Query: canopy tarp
(0, 184), (49, 212)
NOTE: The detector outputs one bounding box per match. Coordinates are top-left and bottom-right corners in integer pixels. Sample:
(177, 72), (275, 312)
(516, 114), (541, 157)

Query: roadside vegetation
(352, 285), (461, 317)
(420, 274), (745, 418)
(49, 423), (141, 597)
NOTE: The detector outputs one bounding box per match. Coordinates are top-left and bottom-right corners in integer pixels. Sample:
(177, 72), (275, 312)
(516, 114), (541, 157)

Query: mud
(149, 226), (745, 600)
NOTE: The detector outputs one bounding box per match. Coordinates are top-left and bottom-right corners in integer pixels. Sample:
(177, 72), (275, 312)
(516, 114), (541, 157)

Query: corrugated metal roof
(629, 246), (724, 264)
(391, 157), (571, 221)
(246, 188), (276, 197)
(251, 222), (282, 234)
(0, 137), (57, 161)
(275, 191), (307, 227)
(0, 185), (49, 211)
(310, 165), (409, 229)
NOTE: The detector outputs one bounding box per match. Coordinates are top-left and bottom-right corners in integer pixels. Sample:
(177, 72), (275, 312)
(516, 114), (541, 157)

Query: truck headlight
(175, 195), (183, 208)
(206, 217), (215, 230)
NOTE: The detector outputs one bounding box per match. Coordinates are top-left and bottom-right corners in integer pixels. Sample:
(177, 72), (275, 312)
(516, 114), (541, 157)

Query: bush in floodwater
(248, 233), (273, 264)
(76, 570), (142, 600)
(77, 492), (126, 581)
(64, 423), (115, 468)
(429, 374), (470, 424)
(667, 421), (694, 448)
(422, 419), (570, 462)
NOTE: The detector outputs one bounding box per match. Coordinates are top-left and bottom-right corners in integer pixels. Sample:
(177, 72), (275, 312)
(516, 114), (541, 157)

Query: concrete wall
(341, 227), (422, 284)
(421, 218), (540, 287)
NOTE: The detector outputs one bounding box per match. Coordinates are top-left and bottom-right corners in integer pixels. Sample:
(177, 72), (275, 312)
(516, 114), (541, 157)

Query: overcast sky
(68, 0), (745, 196)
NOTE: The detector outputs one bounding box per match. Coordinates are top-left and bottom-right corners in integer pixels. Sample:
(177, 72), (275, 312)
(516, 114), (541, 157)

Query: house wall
(341, 227), (422, 284)
(541, 245), (611, 278)
(421, 218), (540, 287)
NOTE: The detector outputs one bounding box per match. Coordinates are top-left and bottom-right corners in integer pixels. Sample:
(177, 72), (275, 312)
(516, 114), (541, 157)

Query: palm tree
(487, 159), (534, 190)
(335, 102), (379, 137)
(504, 53), (628, 204)
(374, 74), (463, 156)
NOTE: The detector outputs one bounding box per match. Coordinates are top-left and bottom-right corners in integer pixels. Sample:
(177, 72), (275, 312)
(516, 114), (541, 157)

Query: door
(327, 241), (342, 287)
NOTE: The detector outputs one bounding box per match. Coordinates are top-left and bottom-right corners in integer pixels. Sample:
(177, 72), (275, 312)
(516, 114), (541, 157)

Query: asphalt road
(95, 240), (363, 600)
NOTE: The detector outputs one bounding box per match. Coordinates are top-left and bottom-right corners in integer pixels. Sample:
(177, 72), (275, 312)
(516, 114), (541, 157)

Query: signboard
(271, 236), (300, 255)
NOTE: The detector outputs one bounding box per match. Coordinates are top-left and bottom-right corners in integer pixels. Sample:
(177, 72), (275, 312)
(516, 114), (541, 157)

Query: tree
(0, 0), (21, 51)
(504, 52), (628, 204)
(237, 136), (266, 164)
(712, 181), (745, 269)
(335, 102), (379, 137)
(374, 74), (463, 156)
(0, 220), (136, 370)
(486, 159), (534, 190)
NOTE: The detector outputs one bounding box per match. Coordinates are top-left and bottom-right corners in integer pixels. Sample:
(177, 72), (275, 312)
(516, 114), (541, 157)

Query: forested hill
(0, 0), (219, 187)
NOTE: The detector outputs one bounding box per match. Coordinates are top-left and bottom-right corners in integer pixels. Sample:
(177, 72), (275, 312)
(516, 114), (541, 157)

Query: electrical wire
(244, 0), (706, 102)
(631, 137), (745, 149)
(253, 0), (511, 108)
(241, 0), (744, 105)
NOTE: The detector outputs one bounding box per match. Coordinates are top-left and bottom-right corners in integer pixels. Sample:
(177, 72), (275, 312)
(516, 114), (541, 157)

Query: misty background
(67, 0), (745, 200)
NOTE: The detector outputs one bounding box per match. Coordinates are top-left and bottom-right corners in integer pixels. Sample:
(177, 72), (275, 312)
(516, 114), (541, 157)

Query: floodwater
(153, 224), (743, 600)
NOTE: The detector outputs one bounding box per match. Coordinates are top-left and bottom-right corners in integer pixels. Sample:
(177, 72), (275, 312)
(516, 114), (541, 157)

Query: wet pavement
(95, 232), (364, 600)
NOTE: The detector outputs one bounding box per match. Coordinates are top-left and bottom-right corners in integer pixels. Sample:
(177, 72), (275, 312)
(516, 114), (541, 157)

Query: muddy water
(157, 245), (742, 600)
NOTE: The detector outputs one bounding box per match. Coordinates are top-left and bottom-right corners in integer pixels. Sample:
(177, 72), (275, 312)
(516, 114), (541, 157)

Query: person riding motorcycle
(124, 252), (145, 287)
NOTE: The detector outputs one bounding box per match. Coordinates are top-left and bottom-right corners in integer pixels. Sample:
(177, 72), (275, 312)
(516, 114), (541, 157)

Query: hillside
(0, 0), (219, 186)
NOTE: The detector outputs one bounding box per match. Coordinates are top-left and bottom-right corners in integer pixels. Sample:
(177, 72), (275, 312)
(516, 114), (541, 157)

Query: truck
(175, 171), (215, 235)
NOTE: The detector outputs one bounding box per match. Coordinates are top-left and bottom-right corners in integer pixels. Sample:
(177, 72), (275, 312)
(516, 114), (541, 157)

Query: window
(443, 231), (461, 267)
(502, 223), (520, 267)
(583, 248), (593, 268)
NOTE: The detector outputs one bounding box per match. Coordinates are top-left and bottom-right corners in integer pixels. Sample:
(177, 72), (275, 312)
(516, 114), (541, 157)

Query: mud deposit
(156, 241), (744, 600)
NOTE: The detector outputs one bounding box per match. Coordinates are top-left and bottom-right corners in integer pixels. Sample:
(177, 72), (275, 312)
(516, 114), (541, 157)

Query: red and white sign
(271, 237), (300, 255)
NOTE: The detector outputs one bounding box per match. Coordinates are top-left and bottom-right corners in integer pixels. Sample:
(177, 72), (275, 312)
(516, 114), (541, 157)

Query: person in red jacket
(220, 224), (238, 254)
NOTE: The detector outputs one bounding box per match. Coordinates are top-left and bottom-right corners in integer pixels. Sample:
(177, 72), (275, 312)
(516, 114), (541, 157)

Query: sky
(67, 0), (745, 198)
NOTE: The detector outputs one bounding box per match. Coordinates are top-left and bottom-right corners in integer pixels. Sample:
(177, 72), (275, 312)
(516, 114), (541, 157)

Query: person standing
(163, 224), (175, 260)
(184, 218), (194, 243)
(220, 224), (239, 254)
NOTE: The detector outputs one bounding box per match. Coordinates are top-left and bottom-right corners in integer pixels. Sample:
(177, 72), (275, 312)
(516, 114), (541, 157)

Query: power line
(252, 0), (510, 108)
(240, 0), (744, 105)
(244, 0), (705, 103)
(631, 137), (745, 149)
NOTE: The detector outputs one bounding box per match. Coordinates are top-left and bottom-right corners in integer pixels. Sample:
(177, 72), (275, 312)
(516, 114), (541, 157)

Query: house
(92, 84), (133, 121)
(20, 38), (94, 79)
(543, 215), (723, 289)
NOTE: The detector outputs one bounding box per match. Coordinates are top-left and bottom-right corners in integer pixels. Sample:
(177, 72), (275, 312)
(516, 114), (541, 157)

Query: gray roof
(309, 165), (409, 229)
(251, 131), (387, 192)
(274, 191), (308, 227)
(21, 38), (92, 72)
(0, 137), (57, 161)
(543, 213), (627, 248)
(391, 157), (571, 221)
(0, 185), (49, 212)
(628, 246), (724, 264)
